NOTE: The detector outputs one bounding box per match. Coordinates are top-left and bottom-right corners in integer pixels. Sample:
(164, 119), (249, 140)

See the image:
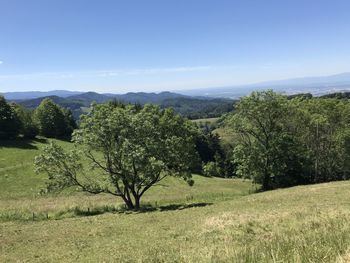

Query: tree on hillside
(292, 98), (350, 182)
(228, 90), (307, 190)
(0, 96), (20, 139)
(62, 108), (77, 136)
(35, 103), (198, 209)
(34, 98), (76, 138)
(11, 103), (38, 139)
(194, 131), (235, 177)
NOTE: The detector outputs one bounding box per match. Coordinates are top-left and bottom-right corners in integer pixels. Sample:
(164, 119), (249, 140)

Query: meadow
(191, 117), (220, 125)
(191, 117), (237, 145)
(1, 139), (350, 262)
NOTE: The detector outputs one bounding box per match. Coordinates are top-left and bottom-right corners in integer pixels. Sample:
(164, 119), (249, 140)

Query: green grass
(191, 117), (219, 124)
(0, 138), (73, 199)
(0, 138), (253, 222)
(191, 117), (237, 145)
(2, 139), (350, 262)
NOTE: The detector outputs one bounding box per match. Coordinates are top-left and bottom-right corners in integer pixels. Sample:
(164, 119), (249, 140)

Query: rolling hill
(0, 90), (83, 100)
(1, 138), (350, 262)
(12, 91), (235, 119)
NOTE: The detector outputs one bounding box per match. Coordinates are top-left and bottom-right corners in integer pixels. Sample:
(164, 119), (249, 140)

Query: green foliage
(291, 97), (350, 182)
(11, 103), (38, 139)
(62, 108), (77, 135)
(193, 118), (236, 177)
(321, 91), (350, 99)
(0, 96), (20, 139)
(228, 90), (350, 190)
(18, 92), (235, 120)
(195, 132), (222, 164)
(203, 161), (221, 177)
(34, 98), (75, 138)
(4, 133), (350, 262)
(35, 103), (198, 209)
(160, 97), (235, 119)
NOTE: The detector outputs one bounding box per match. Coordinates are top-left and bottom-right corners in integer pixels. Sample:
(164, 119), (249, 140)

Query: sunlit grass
(0, 139), (253, 222)
(2, 139), (350, 262)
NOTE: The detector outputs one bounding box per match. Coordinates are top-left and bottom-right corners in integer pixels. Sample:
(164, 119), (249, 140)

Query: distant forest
(11, 91), (236, 120)
(1, 90), (349, 193)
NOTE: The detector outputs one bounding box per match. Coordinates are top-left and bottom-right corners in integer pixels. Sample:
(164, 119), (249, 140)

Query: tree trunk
(134, 195), (140, 209)
(120, 193), (142, 210)
(262, 156), (271, 190)
(121, 195), (134, 210)
(262, 174), (270, 190)
(262, 165), (271, 190)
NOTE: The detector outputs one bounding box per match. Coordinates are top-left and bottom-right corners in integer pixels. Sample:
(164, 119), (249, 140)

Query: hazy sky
(1, 0), (350, 93)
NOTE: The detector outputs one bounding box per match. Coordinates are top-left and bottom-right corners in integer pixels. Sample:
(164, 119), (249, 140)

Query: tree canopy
(10, 103), (38, 139)
(35, 103), (198, 209)
(0, 96), (20, 139)
(34, 98), (76, 138)
(227, 90), (350, 190)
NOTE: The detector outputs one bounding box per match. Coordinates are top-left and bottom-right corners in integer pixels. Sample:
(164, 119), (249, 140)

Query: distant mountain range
(178, 72), (350, 98)
(5, 91), (234, 120)
(1, 72), (349, 120)
(1, 90), (190, 103)
(2, 72), (350, 101)
(1, 90), (83, 100)
(13, 91), (191, 109)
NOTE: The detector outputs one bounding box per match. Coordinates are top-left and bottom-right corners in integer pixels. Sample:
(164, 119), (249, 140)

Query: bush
(203, 161), (221, 177)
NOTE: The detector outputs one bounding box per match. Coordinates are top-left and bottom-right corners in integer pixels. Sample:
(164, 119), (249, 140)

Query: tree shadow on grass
(158, 202), (212, 211)
(4, 202), (213, 222)
(71, 205), (120, 217)
(123, 202), (213, 214)
(67, 202), (213, 217)
(0, 137), (48, 149)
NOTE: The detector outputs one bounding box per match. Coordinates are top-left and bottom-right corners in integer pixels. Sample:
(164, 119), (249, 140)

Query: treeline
(159, 97), (235, 119)
(3, 91), (350, 192)
(16, 95), (236, 120)
(226, 90), (350, 190)
(193, 125), (235, 178)
(0, 96), (76, 140)
(32, 92), (350, 209)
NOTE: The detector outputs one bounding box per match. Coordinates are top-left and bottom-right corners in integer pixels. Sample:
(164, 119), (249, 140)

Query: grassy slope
(0, 139), (74, 199)
(0, 139), (252, 221)
(191, 117), (236, 145)
(2, 140), (350, 262)
(2, 181), (350, 262)
(191, 117), (219, 124)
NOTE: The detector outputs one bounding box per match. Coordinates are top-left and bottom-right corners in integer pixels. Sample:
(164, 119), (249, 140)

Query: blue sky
(1, 0), (350, 93)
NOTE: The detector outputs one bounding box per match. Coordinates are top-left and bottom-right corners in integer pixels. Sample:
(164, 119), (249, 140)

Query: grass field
(0, 139), (253, 220)
(191, 117), (237, 145)
(191, 117), (219, 125)
(1, 139), (350, 262)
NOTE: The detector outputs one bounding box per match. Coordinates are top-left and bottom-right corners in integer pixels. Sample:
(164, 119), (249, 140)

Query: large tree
(11, 103), (38, 139)
(34, 98), (75, 138)
(228, 90), (307, 190)
(292, 98), (350, 182)
(0, 96), (20, 139)
(227, 91), (350, 190)
(35, 103), (197, 209)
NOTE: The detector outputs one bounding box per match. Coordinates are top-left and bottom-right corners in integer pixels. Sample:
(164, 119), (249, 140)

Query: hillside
(1, 139), (350, 262)
(67, 91), (112, 103)
(160, 97), (234, 119)
(12, 92), (235, 119)
(0, 138), (252, 212)
(17, 95), (85, 110)
(0, 90), (83, 100)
